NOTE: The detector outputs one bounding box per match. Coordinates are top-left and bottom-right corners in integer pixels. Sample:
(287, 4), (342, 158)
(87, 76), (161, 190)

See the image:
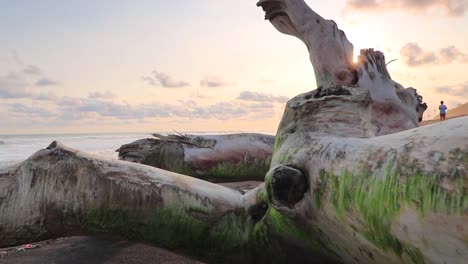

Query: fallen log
(0, 142), (341, 263)
(117, 133), (274, 182)
(0, 141), (265, 261)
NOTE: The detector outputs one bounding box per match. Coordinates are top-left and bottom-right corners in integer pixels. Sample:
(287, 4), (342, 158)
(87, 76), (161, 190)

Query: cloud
(81, 102), (128, 119)
(33, 91), (58, 101)
(237, 91), (289, 103)
(200, 77), (230, 88)
(400, 43), (468, 66)
(22, 65), (42, 75)
(1, 68), (282, 123)
(207, 103), (247, 118)
(172, 100), (279, 120)
(57, 98), (171, 120)
(0, 55), (59, 98)
(199, 102), (248, 119)
(439, 46), (468, 63)
(57, 96), (82, 107)
(142, 70), (189, 88)
(0, 72), (31, 98)
(435, 82), (468, 97)
(191, 90), (208, 99)
(52, 95), (276, 121)
(172, 102), (248, 120)
(141, 76), (157, 86)
(347, 0), (379, 8)
(177, 99), (198, 108)
(346, 0), (468, 16)
(400, 43), (437, 66)
(2, 92), (282, 123)
(11, 50), (24, 66)
(245, 102), (275, 109)
(8, 103), (55, 118)
(0, 74), (57, 99)
(53, 97), (251, 121)
(35, 77), (60, 86)
(0, 64), (62, 99)
(88, 91), (116, 99)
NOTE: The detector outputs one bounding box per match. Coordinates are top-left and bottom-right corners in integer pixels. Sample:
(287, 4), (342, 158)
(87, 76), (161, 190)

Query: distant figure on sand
(439, 101), (447, 121)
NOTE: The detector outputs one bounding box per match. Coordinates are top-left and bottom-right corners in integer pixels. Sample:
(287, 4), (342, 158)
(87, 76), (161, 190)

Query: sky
(1, 0), (467, 134)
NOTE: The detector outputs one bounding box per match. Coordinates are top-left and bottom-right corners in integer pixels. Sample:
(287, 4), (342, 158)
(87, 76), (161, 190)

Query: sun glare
(344, 25), (375, 64)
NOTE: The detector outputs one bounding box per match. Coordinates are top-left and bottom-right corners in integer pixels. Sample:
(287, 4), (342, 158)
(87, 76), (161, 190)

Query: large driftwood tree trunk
(252, 2), (466, 262)
(117, 133), (274, 182)
(0, 142), (267, 262)
(0, 142), (340, 263)
(268, 89), (467, 264)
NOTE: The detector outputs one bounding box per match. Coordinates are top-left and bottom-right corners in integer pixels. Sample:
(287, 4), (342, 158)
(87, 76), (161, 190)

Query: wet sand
(0, 236), (204, 264)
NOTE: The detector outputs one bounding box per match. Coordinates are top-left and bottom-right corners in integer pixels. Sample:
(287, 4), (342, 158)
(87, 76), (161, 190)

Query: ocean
(0, 131), (269, 169)
(0, 132), (150, 168)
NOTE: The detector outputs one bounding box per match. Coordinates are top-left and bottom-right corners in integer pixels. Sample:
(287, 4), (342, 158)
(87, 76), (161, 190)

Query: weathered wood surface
(269, 88), (467, 264)
(257, 0), (356, 88)
(117, 133), (274, 182)
(1, 114), (466, 263)
(0, 141), (269, 262)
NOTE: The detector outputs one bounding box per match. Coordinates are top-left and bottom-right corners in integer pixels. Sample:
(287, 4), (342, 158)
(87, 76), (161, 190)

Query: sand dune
(421, 102), (468, 126)
(443, 102), (468, 119)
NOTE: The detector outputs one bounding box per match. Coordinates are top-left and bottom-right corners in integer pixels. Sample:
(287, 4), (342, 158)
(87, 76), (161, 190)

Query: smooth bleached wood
(268, 87), (467, 264)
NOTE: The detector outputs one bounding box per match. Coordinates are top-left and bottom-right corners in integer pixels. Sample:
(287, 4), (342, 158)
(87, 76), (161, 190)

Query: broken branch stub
(117, 133), (274, 182)
(268, 165), (308, 208)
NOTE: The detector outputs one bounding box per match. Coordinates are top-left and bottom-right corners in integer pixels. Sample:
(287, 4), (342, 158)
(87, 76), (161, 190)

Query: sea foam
(0, 133), (149, 169)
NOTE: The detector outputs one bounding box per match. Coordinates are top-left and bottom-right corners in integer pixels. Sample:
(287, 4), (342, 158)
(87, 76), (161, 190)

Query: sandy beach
(0, 236), (204, 264)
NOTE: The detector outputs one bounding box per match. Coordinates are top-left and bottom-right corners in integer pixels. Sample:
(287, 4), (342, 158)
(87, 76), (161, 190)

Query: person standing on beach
(439, 101), (447, 121)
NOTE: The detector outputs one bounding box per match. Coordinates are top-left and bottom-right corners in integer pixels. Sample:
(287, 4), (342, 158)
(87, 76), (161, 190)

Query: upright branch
(257, 0), (428, 135)
(257, 0), (356, 88)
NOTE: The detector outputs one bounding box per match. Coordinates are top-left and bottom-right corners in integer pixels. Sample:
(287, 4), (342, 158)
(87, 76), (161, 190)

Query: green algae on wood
(315, 168), (466, 260)
(141, 143), (195, 176)
(207, 157), (271, 182)
(248, 207), (341, 263)
(64, 207), (249, 261)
